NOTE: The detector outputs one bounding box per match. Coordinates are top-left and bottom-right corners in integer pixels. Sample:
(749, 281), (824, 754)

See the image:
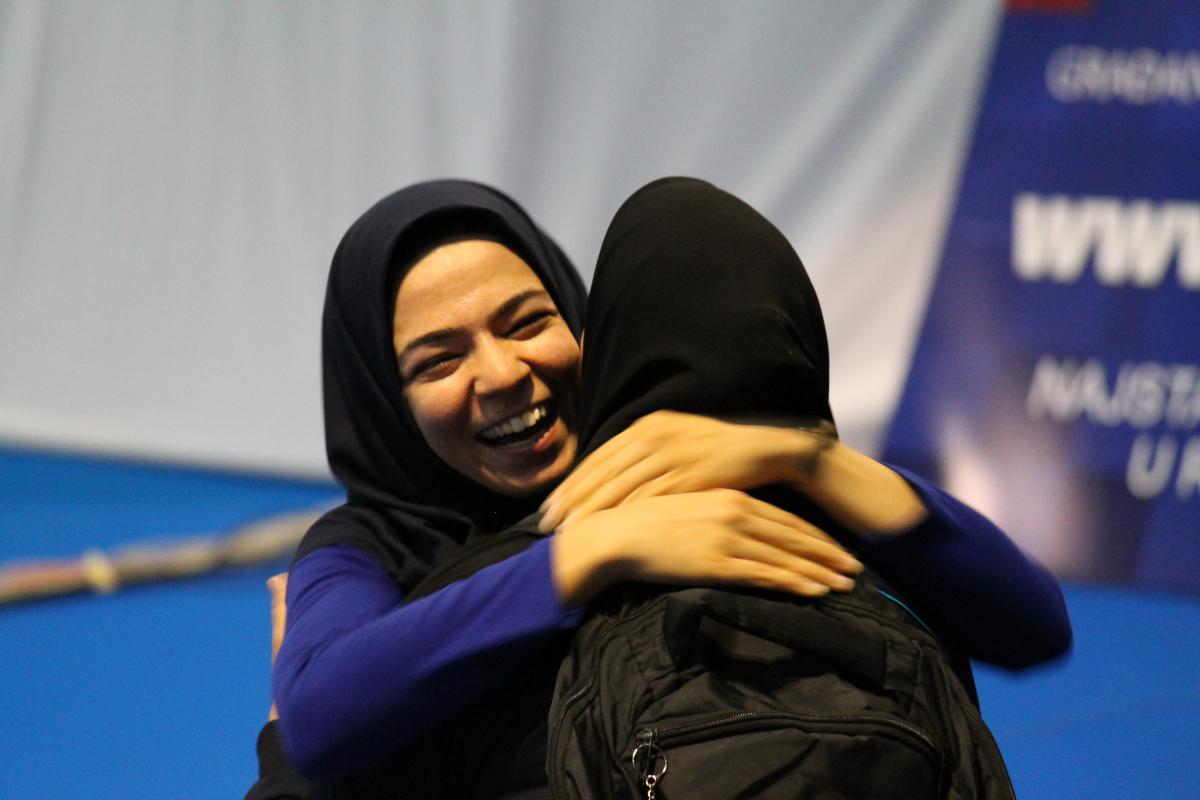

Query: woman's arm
(782, 444), (1070, 666)
(539, 412), (924, 535)
(551, 488), (863, 605)
(538, 411), (1071, 667)
(846, 466), (1071, 669)
(273, 539), (580, 780)
(274, 490), (862, 780)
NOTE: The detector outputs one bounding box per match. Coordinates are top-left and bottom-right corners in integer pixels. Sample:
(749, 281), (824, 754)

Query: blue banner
(883, 0), (1200, 591)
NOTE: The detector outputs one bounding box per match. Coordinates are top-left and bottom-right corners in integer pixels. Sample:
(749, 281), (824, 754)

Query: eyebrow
(395, 289), (551, 363)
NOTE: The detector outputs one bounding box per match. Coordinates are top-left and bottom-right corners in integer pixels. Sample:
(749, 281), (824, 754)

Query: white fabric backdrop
(0, 0), (1002, 476)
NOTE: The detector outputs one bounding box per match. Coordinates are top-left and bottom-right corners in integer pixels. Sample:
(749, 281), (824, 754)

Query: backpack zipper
(632, 711), (942, 793)
(631, 729), (667, 799)
(546, 596), (669, 796)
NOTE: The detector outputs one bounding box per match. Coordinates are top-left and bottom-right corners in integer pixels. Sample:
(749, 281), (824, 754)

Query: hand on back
(539, 411), (819, 530)
(550, 488), (862, 606)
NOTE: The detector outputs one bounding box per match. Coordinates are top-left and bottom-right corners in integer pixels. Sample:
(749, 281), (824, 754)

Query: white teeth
(480, 403), (549, 441)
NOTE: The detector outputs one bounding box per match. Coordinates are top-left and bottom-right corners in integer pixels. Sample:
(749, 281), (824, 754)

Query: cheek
(529, 332), (582, 430)
(403, 381), (473, 449)
(537, 329), (582, 380)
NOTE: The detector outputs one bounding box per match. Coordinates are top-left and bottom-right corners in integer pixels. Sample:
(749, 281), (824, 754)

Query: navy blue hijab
(296, 180), (587, 589)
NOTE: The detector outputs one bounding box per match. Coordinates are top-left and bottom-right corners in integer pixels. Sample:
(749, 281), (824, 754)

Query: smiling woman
(268, 182), (596, 791)
(393, 240), (580, 496)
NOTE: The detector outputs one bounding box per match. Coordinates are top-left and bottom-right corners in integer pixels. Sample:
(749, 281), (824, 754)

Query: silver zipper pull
(631, 729), (667, 800)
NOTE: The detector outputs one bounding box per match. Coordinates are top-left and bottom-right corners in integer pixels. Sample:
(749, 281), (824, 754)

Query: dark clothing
(246, 722), (309, 800)
(579, 176), (834, 455)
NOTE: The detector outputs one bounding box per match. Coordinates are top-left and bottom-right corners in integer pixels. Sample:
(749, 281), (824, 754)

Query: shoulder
(293, 501), (458, 591)
(294, 503), (396, 568)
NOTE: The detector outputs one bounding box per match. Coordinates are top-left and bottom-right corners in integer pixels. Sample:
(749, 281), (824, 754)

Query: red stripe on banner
(1007, 0), (1093, 13)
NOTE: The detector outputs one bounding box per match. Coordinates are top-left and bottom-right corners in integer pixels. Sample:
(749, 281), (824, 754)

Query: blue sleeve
(272, 536), (582, 780)
(847, 466), (1072, 670)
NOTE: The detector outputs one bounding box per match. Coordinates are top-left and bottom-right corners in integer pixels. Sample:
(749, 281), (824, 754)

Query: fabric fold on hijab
(579, 176), (834, 457)
(297, 180), (586, 590)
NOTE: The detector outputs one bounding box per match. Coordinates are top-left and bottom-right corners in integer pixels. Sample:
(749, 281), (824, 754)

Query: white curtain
(0, 0), (1002, 475)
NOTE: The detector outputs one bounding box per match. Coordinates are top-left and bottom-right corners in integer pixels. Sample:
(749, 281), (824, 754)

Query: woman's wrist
(781, 423), (838, 488)
(549, 518), (625, 607)
(787, 438), (929, 536)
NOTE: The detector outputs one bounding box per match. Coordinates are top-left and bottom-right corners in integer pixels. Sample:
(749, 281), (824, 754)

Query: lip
(512, 414), (562, 454)
(475, 398), (558, 447)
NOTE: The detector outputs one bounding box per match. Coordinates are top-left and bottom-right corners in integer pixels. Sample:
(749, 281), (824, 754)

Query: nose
(472, 337), (531, 397)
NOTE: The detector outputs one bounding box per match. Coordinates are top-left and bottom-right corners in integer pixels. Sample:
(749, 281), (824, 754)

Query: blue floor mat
(1, 446), (1196, 798)
(975, 583), (1199, 798)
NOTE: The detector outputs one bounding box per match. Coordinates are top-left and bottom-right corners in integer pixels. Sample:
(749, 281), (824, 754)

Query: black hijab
(296, 180), (587, 589)
(579, 177), (834, 456)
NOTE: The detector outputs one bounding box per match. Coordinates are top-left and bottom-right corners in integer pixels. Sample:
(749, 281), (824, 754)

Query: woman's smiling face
(393, 239), (581, 496)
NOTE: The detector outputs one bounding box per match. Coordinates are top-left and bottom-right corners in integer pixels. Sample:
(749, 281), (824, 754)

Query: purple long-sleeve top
(272, 470), (1071, 780)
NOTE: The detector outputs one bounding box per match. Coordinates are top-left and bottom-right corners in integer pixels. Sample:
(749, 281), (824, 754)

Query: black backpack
(410, 520), (1016, 800)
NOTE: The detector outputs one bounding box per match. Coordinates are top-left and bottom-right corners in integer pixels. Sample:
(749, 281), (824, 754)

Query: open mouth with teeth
(476, 400), (559, 449)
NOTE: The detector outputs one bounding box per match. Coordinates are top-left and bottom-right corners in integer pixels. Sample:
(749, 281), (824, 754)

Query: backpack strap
(662, 587), (893, 686)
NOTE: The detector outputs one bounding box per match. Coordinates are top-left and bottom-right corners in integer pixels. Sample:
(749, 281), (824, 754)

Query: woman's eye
(408, 354), (459, 381)
(508, 311), (555, 338)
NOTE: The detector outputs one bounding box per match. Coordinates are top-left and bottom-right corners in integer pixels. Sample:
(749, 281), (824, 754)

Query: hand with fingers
(267, 573), (288, 721)
(540, 410), (927, 539)
(539, 411), (825, 532)
(549, 488), (864, 606)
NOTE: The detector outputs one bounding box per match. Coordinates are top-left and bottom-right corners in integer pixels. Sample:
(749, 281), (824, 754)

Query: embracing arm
(272, 538), (580, 780)
(846, 466), (1071, 669)
(539, 411), (1071, 668)
(275, 487), (862, 779)
(539, 413), (925, 536)
(784, 444), (1070, 667)
(788, 436), (1070, 666)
